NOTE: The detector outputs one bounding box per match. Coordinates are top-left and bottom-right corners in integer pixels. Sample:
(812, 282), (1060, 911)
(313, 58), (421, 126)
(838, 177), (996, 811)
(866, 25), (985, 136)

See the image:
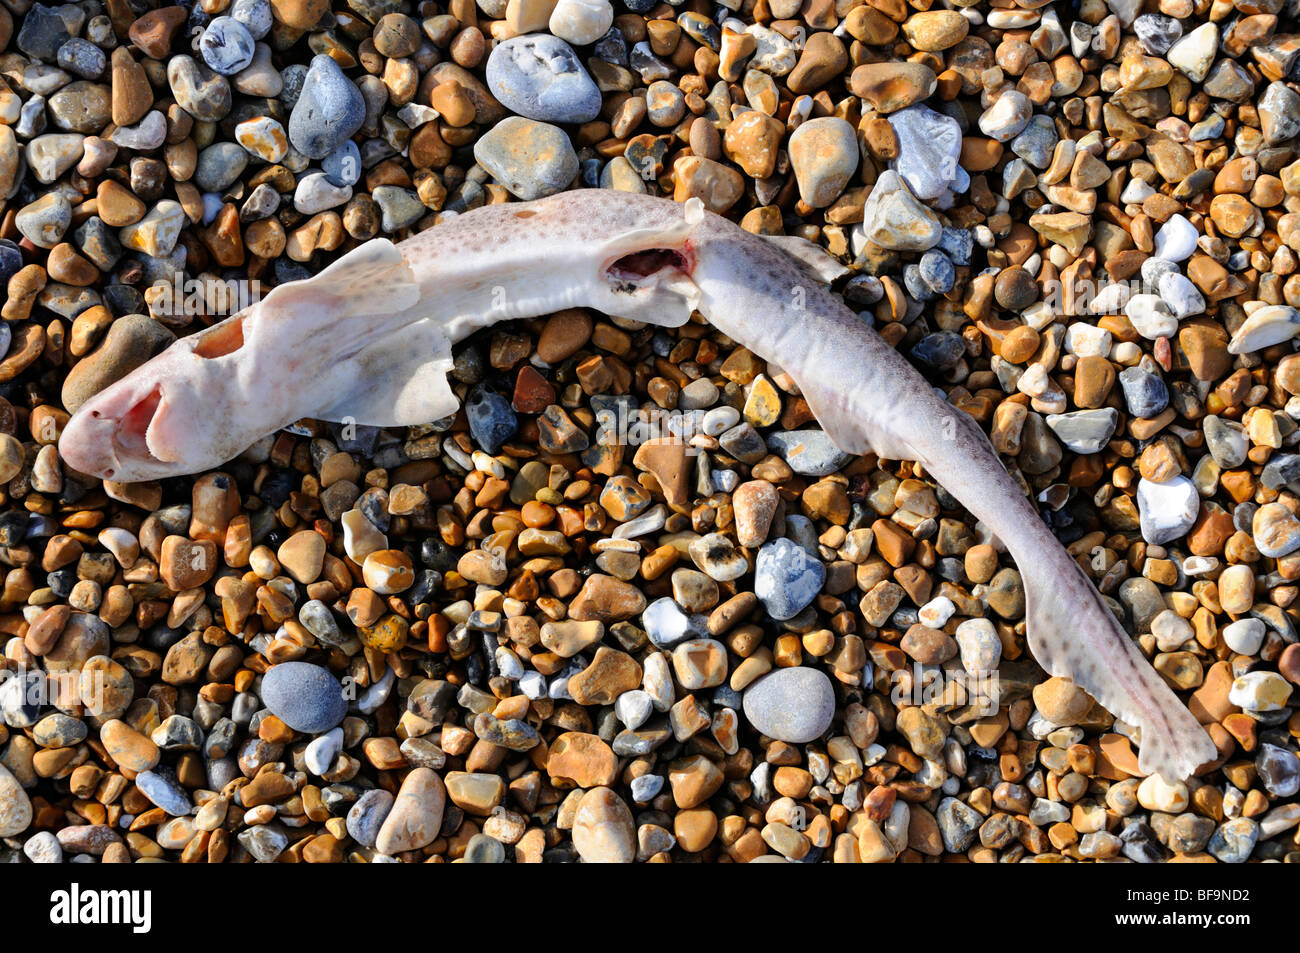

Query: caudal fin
(1018, 543), (1218, 783)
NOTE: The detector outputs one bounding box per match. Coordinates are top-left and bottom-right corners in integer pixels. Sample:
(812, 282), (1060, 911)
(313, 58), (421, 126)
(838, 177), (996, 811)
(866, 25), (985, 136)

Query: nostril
(90, 410), (101, 418)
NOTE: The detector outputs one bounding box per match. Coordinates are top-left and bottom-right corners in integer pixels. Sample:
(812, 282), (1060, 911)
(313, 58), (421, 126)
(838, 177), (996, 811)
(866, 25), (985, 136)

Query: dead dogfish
(59, 191), (1217, 781)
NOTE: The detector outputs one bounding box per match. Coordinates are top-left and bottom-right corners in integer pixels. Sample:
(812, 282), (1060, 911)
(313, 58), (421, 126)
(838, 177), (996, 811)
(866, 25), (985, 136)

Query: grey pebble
(742, 666), (835, 743)
(259, 661), (348, 733)
(200, 17), (256, 76)
(346, 789), (395, 848)
(288, 55), (366, 160)
(485, 35), (602, 124)
(135, 769), (192, 817)
(765, 430), (852, 476)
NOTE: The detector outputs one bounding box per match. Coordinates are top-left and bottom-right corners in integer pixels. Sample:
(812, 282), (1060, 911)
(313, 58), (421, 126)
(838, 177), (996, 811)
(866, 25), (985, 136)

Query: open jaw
(75, 384), (166, 479)
(606, 247), (691, 282)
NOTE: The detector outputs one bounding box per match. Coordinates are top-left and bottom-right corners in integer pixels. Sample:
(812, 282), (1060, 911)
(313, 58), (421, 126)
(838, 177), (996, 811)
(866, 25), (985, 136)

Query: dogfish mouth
(607, 248), (690, 282)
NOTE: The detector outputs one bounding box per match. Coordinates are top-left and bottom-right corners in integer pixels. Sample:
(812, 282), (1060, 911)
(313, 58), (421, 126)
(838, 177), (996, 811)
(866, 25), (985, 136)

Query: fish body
(59, 190), (1216, 780)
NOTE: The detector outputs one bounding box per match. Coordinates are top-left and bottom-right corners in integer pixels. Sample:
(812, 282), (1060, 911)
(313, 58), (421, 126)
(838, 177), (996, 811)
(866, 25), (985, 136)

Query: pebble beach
(0, 0), (1298, 866)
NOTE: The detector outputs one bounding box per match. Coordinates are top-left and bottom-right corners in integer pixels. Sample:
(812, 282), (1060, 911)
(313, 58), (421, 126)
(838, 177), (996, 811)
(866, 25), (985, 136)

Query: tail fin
(1018, 543), (1218, 783)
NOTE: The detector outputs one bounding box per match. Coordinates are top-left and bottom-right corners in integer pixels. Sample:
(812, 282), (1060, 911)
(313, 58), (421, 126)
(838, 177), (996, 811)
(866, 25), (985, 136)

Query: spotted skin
(59, 191), (1216, 780)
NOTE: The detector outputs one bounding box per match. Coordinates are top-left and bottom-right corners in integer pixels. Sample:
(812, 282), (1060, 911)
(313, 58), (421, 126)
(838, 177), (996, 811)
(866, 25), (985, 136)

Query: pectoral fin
(313, 317), (460, 427)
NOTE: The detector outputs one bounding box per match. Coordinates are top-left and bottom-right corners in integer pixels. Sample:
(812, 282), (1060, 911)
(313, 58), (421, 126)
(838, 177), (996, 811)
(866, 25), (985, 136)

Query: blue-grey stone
(280, 63), (309, 109)
(465, 386), (517, 454)
(195, 142), (248, 192)
(259, 661), (348, 733)
(1207, 818), (1258, 864)
(1262, 453), (1300, 489)
(1118, 366), (1168, 418)
(346, 789), (394, 848)
(135, 769), (192, 816)
(200, 17), (256, 75)
(322, 139), (361, 187)
(288, 55), (366, 160)
(918, 249), (955, 294)
(765, 430), (851, 476)
(937, 226), (973, 265)
(485, 35), (602, 124)
(910, 331), (965, 371)
(754, 537), (825, 620)
(0, 242), (22, 290)
(903, 263), (934, 302)
(56, 38), (106, 79)
(17, 4), (69, 61)
(937, 796), (983, 852)
(464, 833), (507, 863)
(742, 667), (834, 743)
(1256, 743), (1300, 798)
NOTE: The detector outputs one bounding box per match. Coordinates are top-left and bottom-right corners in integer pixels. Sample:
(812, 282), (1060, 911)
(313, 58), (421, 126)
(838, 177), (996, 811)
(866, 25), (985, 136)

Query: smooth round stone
(955, 618), (1001, 674)
(110, 110), (167, 151)
(755, 537), (825, 621)
(787, 116), (858, 208)
(288, 54), (366, 160)
(473, 117), (579, 200)
(765, 430), (852, 476)
(549, 0), (614, 46)
(1256, 744), (1300, 798)
(918, 250), (955, 295)
(57, 38), (106, 79)
(259, 661), (348, 733)
(1221, 618), (1265, 656)
(978, 90), (1031, 141)
(200, 16), (255, 75)
(322, 139), (361, 187)
(346, 789), (395, 848)
(23, 830), (62, 863)
(1253, 503), (1300, 558)
(1208, 817), (1258, 864)
(742, 667), (835, 743)
(1125, 294), (1177, 340)
(375, 767), (446, 855)
(1134, 13), (1181, 55)
(1203, 415), (1248, 468)
(1137, 475), (1199, 546)
(485, 35), (601, 124)
(168, 55), (232, 122)
(861, 169), (942, 250)
(1228, 672), (1292, 712)
(194, 142), (248, 192)
(572, 787), (635, 862)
